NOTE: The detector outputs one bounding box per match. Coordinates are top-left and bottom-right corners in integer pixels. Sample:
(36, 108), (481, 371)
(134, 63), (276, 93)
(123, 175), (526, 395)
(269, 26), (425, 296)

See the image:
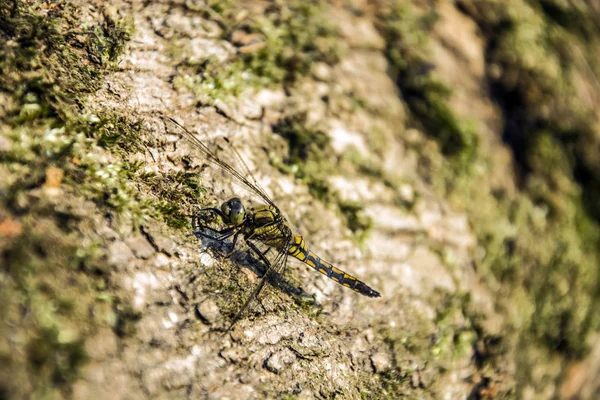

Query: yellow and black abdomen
(288, 235), (380, 298)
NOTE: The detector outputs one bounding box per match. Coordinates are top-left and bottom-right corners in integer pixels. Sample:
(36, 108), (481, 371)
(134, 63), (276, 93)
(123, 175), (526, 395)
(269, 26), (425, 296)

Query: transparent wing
(162, 116), (276, 207)
(163, 116), (296, 328)
(224, 231), (293, 331)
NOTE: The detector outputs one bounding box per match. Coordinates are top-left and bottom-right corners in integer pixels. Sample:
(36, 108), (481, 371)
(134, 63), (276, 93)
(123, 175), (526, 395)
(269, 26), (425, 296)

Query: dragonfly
(164, 117), (380, 330)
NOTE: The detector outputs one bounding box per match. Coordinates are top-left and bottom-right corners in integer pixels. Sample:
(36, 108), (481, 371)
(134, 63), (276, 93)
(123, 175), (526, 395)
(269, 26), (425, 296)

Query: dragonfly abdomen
(288, 235), (380, 298)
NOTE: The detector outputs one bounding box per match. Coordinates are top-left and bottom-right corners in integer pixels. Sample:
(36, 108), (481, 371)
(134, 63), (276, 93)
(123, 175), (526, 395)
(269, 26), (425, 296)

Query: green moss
(273, 112), (331, 166)
(373, 369), (412, 399)
(291, 292), (322, 319)
(536, 0), (600, 42)
(430, 291), (482, 361)
(443, 150), (599, 393)
(27, 326), (88, 386)
(460, 0), (600, 213)
(271, 112), (337, 203)
(173, 59), (252, 104)
(5, 110), (202, 231)
(76, 111), (205, 229)
(87, 8), (134, 67)
(524, 131), (576, 219)
(414, 5), (600, 392)
(175, 0), (342, 103)
(0, 1), (131, 122)
(401, 75), (479, 167)
(0, 217), (113, 396)
(272, 112), (375, 242)
(236, 0), (341, 85)
(376, 2), (479, 171)
(91, 112), (143, 151)
(147, 170), (206, 229)
(0, 0), (145, 228)
(0, 1), (136, 397)
(410, 103), (598, 391)
(479, 2), (582, 125)
(467, 167), (598, 355)
(3, 119), (158, 229)
(338, 200), (373, 242)
(371, 305), (442, 398)
(304, 175), (335, 204)
(271, 112), (332, 183)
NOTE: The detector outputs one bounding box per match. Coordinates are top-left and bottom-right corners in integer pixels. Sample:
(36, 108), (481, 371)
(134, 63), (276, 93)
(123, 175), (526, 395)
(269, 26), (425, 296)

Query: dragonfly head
(221, 197), (246, 226)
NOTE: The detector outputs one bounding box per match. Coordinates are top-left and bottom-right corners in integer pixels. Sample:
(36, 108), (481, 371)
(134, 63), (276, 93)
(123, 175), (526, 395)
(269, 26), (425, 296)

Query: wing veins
(164, 117), (275, 206)
(221, 136), (274, 209)
(224, 231), (293, 332)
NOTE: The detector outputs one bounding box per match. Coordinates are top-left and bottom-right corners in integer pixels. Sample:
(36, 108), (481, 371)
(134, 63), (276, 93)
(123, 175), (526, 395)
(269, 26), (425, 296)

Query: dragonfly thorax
(221, 197), (246, 226)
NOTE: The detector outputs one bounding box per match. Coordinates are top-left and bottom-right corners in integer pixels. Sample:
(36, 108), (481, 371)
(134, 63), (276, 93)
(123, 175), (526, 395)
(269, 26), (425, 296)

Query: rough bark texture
(1, 0), (600, 399)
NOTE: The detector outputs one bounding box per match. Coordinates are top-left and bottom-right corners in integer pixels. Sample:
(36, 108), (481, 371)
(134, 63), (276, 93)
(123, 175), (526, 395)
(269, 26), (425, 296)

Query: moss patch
(376, 1), (479, 171)
(455, 0), (600, 356)
(174, 0), (342, 104)
(376, 0), (600, 395)
(232, 0), (341, 85)
(0, 206), (117, 397)
(0, 1), (136, 397)
(415, 1), (600, 392)
(271, 112), (374, 241)
(0, 1), (133, 121)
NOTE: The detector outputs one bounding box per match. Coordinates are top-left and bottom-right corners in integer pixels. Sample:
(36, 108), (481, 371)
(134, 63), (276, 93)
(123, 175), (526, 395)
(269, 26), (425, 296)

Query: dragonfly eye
(222, 197), (246, 226)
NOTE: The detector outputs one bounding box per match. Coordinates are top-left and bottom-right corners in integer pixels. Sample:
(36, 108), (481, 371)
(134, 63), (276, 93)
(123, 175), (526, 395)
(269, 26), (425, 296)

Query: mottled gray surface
(73, 1), (515, 398)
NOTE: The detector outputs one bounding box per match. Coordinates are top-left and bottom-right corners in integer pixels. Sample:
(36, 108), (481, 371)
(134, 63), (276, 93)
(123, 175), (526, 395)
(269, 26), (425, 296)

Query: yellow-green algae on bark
(0, 1), (138, 397)
(1, 0), (600, 398)
(376, 0), (600, 396)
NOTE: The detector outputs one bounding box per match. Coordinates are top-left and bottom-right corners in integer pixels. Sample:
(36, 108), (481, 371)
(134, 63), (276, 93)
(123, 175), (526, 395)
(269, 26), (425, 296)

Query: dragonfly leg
(256, 296), (268, 315)
(224, 277), (268, 333)
(193, 225), (236, 241)
(245, 239), (273, 272)
(223, 238), (289, 333)
(192, 226), (243, 260)
(192, 207), (228, 230)
(220, 230), (243, 258)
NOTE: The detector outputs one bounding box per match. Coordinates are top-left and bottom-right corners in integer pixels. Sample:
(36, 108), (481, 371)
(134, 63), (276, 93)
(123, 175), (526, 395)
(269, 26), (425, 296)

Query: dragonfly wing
(221, 135), (275, 207)
(163, 116), (276, 207)
(223, 231), (293, 332)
